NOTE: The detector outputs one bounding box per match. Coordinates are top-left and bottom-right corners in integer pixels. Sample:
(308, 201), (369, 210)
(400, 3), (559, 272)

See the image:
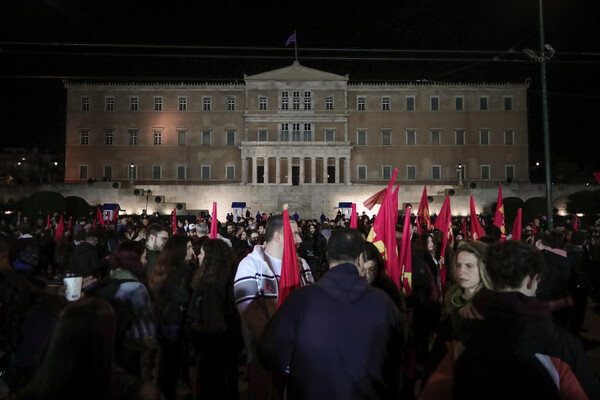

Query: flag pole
(294, 30), (298, 61)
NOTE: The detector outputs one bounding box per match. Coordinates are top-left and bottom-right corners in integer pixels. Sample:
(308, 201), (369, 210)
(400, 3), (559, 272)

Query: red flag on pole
(398, 205), (413, 296)
(433, 194), (452, 291)
(573, 215), (578, 231)
(593, 172), (600, 184)
(363, 187), (387, 211)
(68, 217), (72, 230)
(210, 202), (218, 239)
(462, 216), (467, 238)
(350, 203), (358, 229)
(278, 207), (301, 308)
(54, 216), (64, 242)
(112, 206), (120, 223)
(96, 208), (105, 226)
(93, 220), (96, 229)
(417, 186), (432, 235)
(366, 169), (400, 279)
(512, 208), (522, 241)
(532, 223), (538, 234)
(493, 184), (506, 241)
(173, 208), (177, 235)
(470, 196), (486, 241)
(46, 215), (50, 230)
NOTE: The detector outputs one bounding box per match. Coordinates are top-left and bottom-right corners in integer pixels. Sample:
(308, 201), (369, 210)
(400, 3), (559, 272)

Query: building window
(304, 91), (311, 110)
(202, 130), (211, 146)
(506, 165), (515, 181)
(303, 123), (312, 141)
(358, 165), (367, 180)
(431, 129), (441, 145)
(128, 165), (137, 180)
(479, 96), (488, 111)
(357, 130), (367, 145)
(258, 129), (268, 142)
(203, 97), (211, 111)
(382, 97), (390, 111)
(259, 96), (267, 110)
(432, 165), (441, 180)
(281, 123), (289, 141)
(152, 165), (161, 180)
(292, 123), (301, 142)
(130, 97), (138, 111)
(226, 130), (235, 146)
(226, 165), (235, 180)
(480, 130), (490, 145)
(105, 97), (114, 111)
(128, 129), (138, 145)
(178, 97), (187, 111)
(81, 97), (90, 111)
(154, 97), (163, 111)
(281, 91), (289, 110)
(104, 131), (114, 145)
(504, 130), (514, 145)
(325, 129), (334, 142)
(504, 97), (513, 111)
(103, 166), (112, 181)
(455, 96), (464, 111)
(177, 130), (187, 145)
(79, 165), (88, 179)
(227, 96), (235, 111)
(481, 165), (490, 180)
(325, 96), (334, 110)
(153, 130), (162, 145)
(357, 96), (366, 111)
(292, 91), (300, 110)
(406, 130), (416, 146)
(177, 166), (186, 180)
(406, 96), (415, 111)
(455, 129), (465, 145)
(80, 130), (89, 145)
(430, 96), (439, 111)
(382, 130), (391, 145)
(201, 165), (211, 180)
(382, 165), (392, 180)
(407, 165), (416, 180)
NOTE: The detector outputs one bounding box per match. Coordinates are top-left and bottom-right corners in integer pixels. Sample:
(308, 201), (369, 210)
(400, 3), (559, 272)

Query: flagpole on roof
(294, 31), (298, 62)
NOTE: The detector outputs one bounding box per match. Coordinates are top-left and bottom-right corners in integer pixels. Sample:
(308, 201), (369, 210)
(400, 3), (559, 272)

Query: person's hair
(413, 232), (439, 259)
(533, 231), (554, 248)
(146, 223), (167, 239)
(85, 230), (99, 240)
(197, 222), (209, 234)
(486, 241), (544, 290)
(326, 228), (365, 264)
(483, 224), (502, 241)
(18, 223), (32, 235)
(363, 241), (386, 280)
(20, 296), (115, 400)
(109, 240), (146, 280)
(570, 230), (586, 246)
(148, 234), (191, 298)
(190, 239), (237, 292)
(453, 240), (493, 289)
(264, 214), (296, 242)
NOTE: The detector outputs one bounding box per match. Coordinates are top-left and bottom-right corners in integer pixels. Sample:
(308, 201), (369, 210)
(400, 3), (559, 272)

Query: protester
(144, 224), (169, 278)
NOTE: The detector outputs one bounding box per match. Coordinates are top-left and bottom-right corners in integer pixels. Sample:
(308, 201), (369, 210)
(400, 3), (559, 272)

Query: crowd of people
(1, 207), (600, 399)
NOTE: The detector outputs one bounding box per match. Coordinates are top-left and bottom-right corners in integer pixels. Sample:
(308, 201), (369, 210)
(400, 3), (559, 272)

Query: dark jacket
(144, 249), (160, 279)
(70, 242), (101, 276)
(258, 263), (405, 400)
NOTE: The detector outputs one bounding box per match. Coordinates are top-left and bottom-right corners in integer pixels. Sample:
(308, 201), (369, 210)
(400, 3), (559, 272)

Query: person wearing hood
(257, 228), (405, 400)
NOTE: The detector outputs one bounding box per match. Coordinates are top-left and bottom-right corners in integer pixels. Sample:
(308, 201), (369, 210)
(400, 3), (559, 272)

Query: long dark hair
(109, 240), (146, 280)
(363, 241), (387, 280)
(19, 297), (116, 400)
(148, 234), (190, 297)
(190, 239), (236, 292)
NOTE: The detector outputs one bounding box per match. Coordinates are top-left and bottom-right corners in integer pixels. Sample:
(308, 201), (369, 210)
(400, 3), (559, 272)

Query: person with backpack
(419, 240), (600, 400)
(11, 224), (39, 273)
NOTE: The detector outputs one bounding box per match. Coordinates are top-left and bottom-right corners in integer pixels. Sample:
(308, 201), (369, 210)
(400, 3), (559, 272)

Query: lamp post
(129, 163), (135, 186)
(457, 164), (464, 186)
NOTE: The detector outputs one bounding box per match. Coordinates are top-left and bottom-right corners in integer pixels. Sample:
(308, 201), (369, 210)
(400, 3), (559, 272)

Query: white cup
(63, 276), (83, 301)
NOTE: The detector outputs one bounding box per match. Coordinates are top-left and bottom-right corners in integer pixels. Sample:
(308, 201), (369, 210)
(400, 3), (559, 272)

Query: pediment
(245, 61), (348, 82)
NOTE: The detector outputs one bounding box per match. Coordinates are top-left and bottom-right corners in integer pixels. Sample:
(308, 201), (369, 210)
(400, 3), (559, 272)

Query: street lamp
(129, 163), (135, 186)
(457, 164), (464, 186)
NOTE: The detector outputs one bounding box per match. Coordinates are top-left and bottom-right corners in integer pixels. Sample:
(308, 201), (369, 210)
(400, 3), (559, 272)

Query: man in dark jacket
(70, 230), (101, 277)
(144, 223), (169, 278)
(258, 228), (405, 400)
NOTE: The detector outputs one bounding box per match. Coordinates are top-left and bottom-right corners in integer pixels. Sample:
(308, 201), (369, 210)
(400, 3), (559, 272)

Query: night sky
(1, 0), (598, 182)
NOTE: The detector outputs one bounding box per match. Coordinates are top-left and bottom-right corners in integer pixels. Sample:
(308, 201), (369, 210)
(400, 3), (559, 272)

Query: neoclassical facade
(64, 62), (529, 187)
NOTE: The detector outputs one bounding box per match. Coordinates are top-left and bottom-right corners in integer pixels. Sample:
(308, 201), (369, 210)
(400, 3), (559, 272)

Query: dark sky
(1, 0), (598, 181)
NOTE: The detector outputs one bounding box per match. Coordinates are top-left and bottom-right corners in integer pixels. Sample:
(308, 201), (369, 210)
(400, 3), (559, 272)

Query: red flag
(46, 215), (50, 230)
(93, 220), (96, 229)
(54, 216), (64, 242)
(68, 217), (72, 230)
(470, 196), (486, 241)
(532, 223), (538, 234)
(210, 202), (217, 239)
(277, 208), (301, 308)
(363, 187), (387, 210)
(173, 208), (177, 234)
(493, 184), (506, 242)
(433, 194), (452, 291)
(573, 215), (578, 231)
(367, 169), (400, 279)
(398, 205), (413, 296)
(112, 206), (120, 223)
(350, 203), (358, 229)
(512, 208), (522, 241)
(96, 208), (105, 226)
(462, 216), (467, 238)
(594, 172), (600, 184)
(417, 186), (432, 235)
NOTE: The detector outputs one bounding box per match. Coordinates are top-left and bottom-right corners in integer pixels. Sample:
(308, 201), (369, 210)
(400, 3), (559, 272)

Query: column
(323, 157), (328, 183)
(251, 157), (257, 184)
(311, 157), (316, 183)
(287, 157), (292, 185)
(344, 157), (351, 184)
(335, 157), (340, 183)
(275, 157), (280, 184)
(264, 156), (269, 184)
(299, 157), (305, 185)
(241, 156), (247, 184)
